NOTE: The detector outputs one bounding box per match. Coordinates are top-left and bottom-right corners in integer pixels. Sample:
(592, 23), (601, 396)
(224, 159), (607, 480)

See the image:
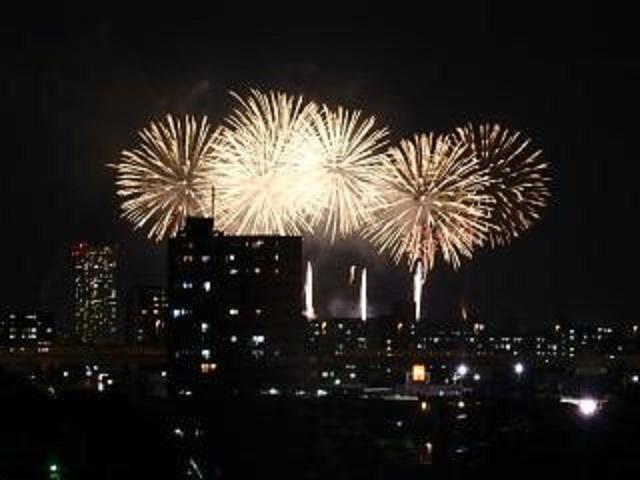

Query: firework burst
(305, 105), (389, 240)
(366, 133), (493, 271)
(110, 115), (220, 241)
(449, 123), (550, 246)
(214, 89), (318, 235)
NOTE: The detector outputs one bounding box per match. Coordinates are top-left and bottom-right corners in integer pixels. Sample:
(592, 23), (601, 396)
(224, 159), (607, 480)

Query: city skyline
(2, 10), (638, 329)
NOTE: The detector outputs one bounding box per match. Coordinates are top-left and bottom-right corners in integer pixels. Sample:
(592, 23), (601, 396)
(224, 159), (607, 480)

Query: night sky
(2, 7), (639, 330)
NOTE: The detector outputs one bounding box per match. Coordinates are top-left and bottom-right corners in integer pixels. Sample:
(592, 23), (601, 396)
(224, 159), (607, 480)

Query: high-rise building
(128, 286), (168, 346)
(71, 242), (118, 343)
(0, 311), (55, 352)
(167, 217), (303, 396)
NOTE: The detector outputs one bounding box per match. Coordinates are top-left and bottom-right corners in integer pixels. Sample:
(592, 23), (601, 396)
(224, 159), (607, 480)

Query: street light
(577, 398), (598, 417)
(456, 364), (469, 378)
(514, 362), (524, 376)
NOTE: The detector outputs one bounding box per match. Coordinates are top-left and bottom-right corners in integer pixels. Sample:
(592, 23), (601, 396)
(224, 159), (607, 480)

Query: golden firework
(214, 89), (318, 235)
(366, 133), (493, 271)
(110, 115), (221, 241)
(450, 123), (550, 246)
(305, 105), (389, 240)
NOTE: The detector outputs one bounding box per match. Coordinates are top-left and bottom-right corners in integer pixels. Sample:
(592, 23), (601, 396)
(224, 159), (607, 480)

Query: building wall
(167, 218), (303, 395)
(0, 311), (54, 352)
(71, 243), (117, 343)
(128, 286), (168, 346)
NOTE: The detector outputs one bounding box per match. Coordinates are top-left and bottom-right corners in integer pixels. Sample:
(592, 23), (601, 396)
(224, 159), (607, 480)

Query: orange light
(200, 363), (217, 374)
(412, 364), (426, 382)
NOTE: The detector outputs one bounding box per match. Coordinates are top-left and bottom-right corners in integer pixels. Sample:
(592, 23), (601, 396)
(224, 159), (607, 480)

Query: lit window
(229, 308), (239, 316)
(227, 254), (236, 261)
(202, 255), (211, 263)
(252, 335), (265, 345)
(201, 363), (217, 374)
(182, 281), (193, 289)
(182, 255), (194, 263)
(412, 364), (427, 382)
(229, 268), (239, 275)
(254, 267), (261, 274)
(202, 349), (211, 360)
(230, 335), (237, 343)
(201, 323), (209, 333)
(203, 281), (211, 292)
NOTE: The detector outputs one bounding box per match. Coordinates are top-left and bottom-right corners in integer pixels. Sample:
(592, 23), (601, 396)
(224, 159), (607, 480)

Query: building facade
(71, 242), (118, 343)
(0, 311), (54, 352)
(129, 286), (168, 346)
(167, 218), (303, 395)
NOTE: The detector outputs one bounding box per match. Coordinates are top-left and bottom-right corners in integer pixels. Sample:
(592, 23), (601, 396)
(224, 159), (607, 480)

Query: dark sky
(2, 6), (639, 330)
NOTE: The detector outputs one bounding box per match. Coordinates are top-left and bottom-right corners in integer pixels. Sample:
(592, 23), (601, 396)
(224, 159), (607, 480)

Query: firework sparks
(110, 115), (220, 241)
(413, 260), (425, 321)
(450, 123), (550, 246)
(214, 89), (318, 235)
(360, 267), (368, 322)
(304, 261), (316, 320)
(366, 133), (493, 271)
(305, 105), (389, 240)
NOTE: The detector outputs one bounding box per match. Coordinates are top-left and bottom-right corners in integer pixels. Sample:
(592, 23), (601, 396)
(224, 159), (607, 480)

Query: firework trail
(360, 267), (368, 322)
(304, 261), (316, 320)
(413, 260), (425, 321)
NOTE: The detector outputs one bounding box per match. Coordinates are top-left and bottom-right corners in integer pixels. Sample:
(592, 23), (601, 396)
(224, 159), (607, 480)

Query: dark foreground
(2, 378), (640, 479)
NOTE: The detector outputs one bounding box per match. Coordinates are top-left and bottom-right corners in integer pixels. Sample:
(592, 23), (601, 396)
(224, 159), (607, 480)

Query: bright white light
(562, 396), (600, 417)
(578, 398), (598, 416)
(457, 400), (466, 409)
(632, 375), (639, 383)
(268, 387), (279, 395)
(456, 364), (469, 377)
(473, 373), (481, 382)
(316, 389), (328, 397)
(514, 362), (524, 375)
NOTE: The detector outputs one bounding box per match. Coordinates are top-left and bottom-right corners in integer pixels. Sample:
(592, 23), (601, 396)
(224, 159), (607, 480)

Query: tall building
(0, 311), (54, 352)
(167, 217), (303, 395)
(128, 286), (168, 346)
(71, 243), (118, 343)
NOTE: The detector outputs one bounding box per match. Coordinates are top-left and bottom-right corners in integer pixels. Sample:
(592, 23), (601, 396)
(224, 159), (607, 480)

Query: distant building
(0, 311), (54, 352)
(129, 286), (168, 346)
(167, 217), (303, 396)
(71, 242), (118, 343)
